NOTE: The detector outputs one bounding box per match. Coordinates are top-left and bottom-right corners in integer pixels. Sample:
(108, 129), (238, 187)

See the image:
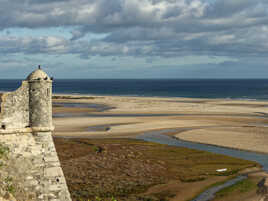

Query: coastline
(53, 93), (268, 101)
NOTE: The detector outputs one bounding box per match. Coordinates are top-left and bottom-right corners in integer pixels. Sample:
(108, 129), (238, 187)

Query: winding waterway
(136, 129), (268, 201)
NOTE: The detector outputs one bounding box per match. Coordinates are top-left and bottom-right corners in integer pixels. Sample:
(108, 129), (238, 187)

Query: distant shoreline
(51, 93), (265, 102)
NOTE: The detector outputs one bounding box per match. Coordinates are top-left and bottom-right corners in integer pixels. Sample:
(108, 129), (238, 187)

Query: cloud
(0, 35), (68, 55)
(0, 0), (267, 60)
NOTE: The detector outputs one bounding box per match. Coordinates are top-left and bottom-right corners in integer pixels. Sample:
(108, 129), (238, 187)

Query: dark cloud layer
(0, 0), (268, 59)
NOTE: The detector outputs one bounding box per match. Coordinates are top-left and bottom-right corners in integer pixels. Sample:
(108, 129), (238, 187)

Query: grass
(142, 143), (258, 182)
(0, 144), (9, 158)
(4, 176), (15, 194)
(0, 144), (16, 196)
(214, 178), (257, 199)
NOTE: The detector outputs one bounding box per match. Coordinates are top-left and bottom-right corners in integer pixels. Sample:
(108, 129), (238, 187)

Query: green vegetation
(214, 178), (256, 199)
(0, 144), (9, 158)
(4, 176), (15, 194)
(0, 144), (15, 196)
(142, 142), (258, 182)
(92, 145), (103, 153)
(185, 176), (238, 201)
(0, 144), (9, 167)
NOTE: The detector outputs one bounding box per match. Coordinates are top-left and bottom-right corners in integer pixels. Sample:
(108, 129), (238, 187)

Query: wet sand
(53, 94), (268, 154)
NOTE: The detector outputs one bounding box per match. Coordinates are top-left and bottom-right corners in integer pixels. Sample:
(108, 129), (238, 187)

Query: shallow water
(53, 111), (262, 118)
(136, 129), (268, 171)
(53, 112), (187, 118)
(87, 125), (111, 132)
(191, 175), (247, 201)
(53, 102), (114, 112)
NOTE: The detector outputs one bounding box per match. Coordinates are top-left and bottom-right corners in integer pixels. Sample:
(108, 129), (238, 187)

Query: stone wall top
(0, 81), (30, 130)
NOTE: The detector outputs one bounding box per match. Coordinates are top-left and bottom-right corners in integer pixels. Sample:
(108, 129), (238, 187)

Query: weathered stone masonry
(0, 68), (71, 201)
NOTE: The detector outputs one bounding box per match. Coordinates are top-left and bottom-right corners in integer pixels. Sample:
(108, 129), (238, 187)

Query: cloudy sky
(0, 0), (267, 78)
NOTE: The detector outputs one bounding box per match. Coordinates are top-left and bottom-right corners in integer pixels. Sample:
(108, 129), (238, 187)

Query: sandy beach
(53, 94), (268, 154)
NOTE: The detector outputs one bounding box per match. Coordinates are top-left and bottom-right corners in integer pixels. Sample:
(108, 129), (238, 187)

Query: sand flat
(52, 94), (268, 153)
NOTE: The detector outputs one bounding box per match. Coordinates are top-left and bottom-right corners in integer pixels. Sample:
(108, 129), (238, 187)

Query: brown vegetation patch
(54, 138), (258, 201)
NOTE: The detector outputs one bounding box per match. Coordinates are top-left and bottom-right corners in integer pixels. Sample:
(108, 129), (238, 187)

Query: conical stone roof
(27, 68), (50, 81)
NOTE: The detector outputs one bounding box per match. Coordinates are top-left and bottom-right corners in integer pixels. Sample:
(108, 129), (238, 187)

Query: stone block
(44, 156), (59, 163)
(49, 185), (62, 192)
(44, 167), (63, 177)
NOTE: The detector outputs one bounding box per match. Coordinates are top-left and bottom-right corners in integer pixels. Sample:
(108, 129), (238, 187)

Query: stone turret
(27, 68), (53, 129)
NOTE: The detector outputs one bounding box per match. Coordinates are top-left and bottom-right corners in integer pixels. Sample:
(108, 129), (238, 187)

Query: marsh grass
(55, 138), (259, 201)
(214, 178), (257, 199)
(142, 143), (257, 182)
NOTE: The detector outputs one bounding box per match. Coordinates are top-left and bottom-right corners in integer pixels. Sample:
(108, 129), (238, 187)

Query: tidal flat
(52, 94), (268, 201)
(52, 95), (268, 153)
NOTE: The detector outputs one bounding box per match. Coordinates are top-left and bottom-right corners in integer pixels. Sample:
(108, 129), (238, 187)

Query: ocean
(1, 79), (268, 100)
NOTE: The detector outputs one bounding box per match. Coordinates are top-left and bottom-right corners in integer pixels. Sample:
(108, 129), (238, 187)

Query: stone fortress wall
(0, 67), (71, 201)
(0, 81), (29, 129)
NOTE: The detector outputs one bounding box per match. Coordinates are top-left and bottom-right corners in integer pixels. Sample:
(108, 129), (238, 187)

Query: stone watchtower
(0, 67), (72, 201)
(28, 67), (53, 129)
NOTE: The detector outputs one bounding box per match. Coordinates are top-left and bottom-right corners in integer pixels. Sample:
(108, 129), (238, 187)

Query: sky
(0, 0), (268, 79)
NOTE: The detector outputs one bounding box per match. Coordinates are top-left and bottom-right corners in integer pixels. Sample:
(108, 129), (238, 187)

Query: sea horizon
(1, 78), (268, 100)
